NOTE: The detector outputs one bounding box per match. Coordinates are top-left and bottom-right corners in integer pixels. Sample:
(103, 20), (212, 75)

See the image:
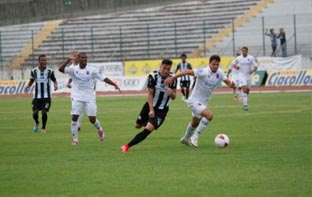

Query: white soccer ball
(214, 134), (230, 148)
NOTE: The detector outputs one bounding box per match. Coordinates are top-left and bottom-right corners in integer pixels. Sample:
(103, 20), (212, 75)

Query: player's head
(209, 55), (221, 73)
(78, 52), (88, 68)
(160, 59), (173, 77)
(180, 53), (187, 62)
(38, 54), (47, 68)
(241, 47), (248, 57)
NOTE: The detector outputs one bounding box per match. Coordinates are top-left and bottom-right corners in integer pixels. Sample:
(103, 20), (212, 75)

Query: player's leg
(122, 109), (167, 152)
(86, 101), (104, 141)
(71, 100), (83, 144)
(32, 99), (40, 132)
(77, 113), (83, 131)
(135, 102), (149, 129)
(180, 81), (186, 100)
(185, 81), (190, 100)
(242, 85), (249, 110)
(190, 108), (213, 147)
(40, 98), (51, 134)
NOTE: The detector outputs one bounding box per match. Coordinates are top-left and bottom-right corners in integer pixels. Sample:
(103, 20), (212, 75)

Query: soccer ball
(214, 134), (230, 148)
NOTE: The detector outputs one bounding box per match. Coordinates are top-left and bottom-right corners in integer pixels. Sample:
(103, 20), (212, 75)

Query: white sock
(242, 92), (248, 106)
(195, 118), (209, 134)
(93, 119), (102, 130)
(183, 122), (196, 139)
(71, 121), (78, 141)
(239, 89), (243, 101)
(77, 113), (83, 128)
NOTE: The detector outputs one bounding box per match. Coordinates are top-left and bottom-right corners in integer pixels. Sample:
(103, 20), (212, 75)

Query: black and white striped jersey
(176, 62), (192, 81)
(147, 71), (177, 110)
(30, 67), (57, 99)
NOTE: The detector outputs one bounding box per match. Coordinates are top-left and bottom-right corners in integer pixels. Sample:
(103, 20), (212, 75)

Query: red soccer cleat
(121, 144), (129, 152)
(98, 129), (105, 141)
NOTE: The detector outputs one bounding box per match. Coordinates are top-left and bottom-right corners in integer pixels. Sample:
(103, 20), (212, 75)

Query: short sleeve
(147, 74), (156, 89)
(194, 68), (207, 78)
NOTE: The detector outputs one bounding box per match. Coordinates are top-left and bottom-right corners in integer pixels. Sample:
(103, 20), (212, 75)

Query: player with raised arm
(59, 52), (121, 145)
(165, 55), (235, 147)
(231, 47), (258, 110)
(121, 59), (177, 152)
(25, 54), (58, 134)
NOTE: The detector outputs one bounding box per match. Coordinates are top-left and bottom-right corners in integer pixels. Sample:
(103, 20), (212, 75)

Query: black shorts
(180, 80), (191, 88)
(32, 98), (51, 112)
(136, 102), (169, 130)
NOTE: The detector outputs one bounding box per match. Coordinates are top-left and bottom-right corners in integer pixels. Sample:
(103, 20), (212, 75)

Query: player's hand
(167, 89), (176, 99)
(230, 81), (236, 89)
(148, 109), (155, 118)
(114, 85), (121, 93)
(233, 64), (240, 70)
(24, 86), (30, 93)
(67, 82), (72, 88)
(54, 84), (58, 91)
(164, 77), (173, 86)
(69, 51), (78, 60)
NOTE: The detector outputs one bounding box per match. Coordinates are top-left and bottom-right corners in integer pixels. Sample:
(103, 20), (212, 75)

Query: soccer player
(165, 55), (235, 147)
(231, 47), (258, 110)
(121, 59), (177, 152)
(59, 52), (121, 145)
(227, 53), (242, 102)
(66, 52), (83, 131)
(175, 53), (192, 101)
(25, 54), (58, 134)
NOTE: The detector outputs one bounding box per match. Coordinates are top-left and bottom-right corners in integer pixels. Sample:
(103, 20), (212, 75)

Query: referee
(175, 53), (192, 101)
(25, 55), (58, 134)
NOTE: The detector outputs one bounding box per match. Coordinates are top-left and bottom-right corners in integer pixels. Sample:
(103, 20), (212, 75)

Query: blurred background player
(231, 47), (258, 110)
(227, 53), (242, 102)
(175, 53), (192, 101)
(25, 54), (58, 134)
(66, 51), (83, 132)
(59, 52), (120, 145)
(165, 55), (235, 147)
(121, 59), (177, 152)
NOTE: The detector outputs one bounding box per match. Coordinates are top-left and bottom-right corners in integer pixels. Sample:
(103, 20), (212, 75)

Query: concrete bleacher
(208, 0), (312, 58)
(21, 0), (260, 66)
(0, 22), (47, 68)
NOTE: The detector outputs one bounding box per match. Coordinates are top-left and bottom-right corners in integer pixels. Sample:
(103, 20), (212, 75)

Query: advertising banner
(257, 55), (302, 71)
(265, 69), (312, 86)
(88, 62), (123, 76)
(125, 57), (235, 76)
(0, 80), (34, 95)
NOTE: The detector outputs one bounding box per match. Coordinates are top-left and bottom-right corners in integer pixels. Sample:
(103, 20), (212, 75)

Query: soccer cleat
(243, 105), (248, 111)
(71, 141), (79, 145)
(190, 133), (199, 147)
(41, 129), (46, 134)
(180, 137), (191, 145)
(33, 123), (39, 132)
(121, 144), (129, 152)
(98, 129), (105, 141)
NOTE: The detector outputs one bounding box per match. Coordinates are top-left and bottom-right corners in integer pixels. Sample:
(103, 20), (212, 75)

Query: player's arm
(147, 88), (155, 118)
(59, 51), (77, 73)
(67, 78), (73, 88)
(249, 58), (258, 74)
(50, 71), (58, 91)
(223, 78), (236, 89)
(226, 68), (232, 78)
(103, 78), (121, 92)
(175, 64), (180, 74)
(164, 69), (194, 85)
(25, 79), (35, 92)
(167, 79), (177, 100)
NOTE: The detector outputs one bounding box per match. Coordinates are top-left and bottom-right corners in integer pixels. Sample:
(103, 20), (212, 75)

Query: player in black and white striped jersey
(175, 53), (192, 101)
(121, 59), (177, 152)
(25, 54), (58, 134)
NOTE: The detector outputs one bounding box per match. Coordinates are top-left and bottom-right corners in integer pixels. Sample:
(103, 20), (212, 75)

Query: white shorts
(187, 100), (207, 119)
(71, 100), (97, 116)
(239, 76), (251, 89)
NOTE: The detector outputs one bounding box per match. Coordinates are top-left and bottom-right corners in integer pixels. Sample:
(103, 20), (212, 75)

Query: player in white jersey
(227, 53), (242, 102)
(231, 47), (258, 110)
(59, 52), (121, 145)
(165, 55), (235, 147)
(66, 52), (83, 132)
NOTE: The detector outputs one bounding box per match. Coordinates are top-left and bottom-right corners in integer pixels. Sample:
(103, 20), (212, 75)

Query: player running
(165, 55), (235, 147)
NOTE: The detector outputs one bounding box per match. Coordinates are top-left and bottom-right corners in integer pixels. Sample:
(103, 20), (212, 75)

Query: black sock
(128, 129), (151, 147)
(33, 113), (39, 124)
(42, 113), (47, 129)
(186, 89), (189, 99)
(181, 89), (185, 97)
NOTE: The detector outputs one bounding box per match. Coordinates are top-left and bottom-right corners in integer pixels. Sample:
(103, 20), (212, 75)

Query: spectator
(277, 28), (287, 57)
(265, 28), (277, 57)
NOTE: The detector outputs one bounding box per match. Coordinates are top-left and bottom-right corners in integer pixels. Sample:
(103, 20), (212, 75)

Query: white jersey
(189, 67), (226, 103)
(228, 60), (239, 81)
(232, 55), (257, 80)
(65, 64), (106, 102)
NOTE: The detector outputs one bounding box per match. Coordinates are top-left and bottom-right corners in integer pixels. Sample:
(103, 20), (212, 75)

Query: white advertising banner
(256, 55), (302, 71)
(88, 62), (123, 76)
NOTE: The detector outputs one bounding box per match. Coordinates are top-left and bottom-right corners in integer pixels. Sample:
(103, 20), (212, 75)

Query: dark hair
(78, 52), (87, 57)
(180, 53), (187, 58)
(161, 59), (173, 66)
(38, 54), (46, 61)
(242, 46), (248, 51)
(209, 55), (221, 63)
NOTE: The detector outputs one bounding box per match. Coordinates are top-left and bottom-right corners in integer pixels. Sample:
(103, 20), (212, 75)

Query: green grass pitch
(0, 91), (311, 196)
